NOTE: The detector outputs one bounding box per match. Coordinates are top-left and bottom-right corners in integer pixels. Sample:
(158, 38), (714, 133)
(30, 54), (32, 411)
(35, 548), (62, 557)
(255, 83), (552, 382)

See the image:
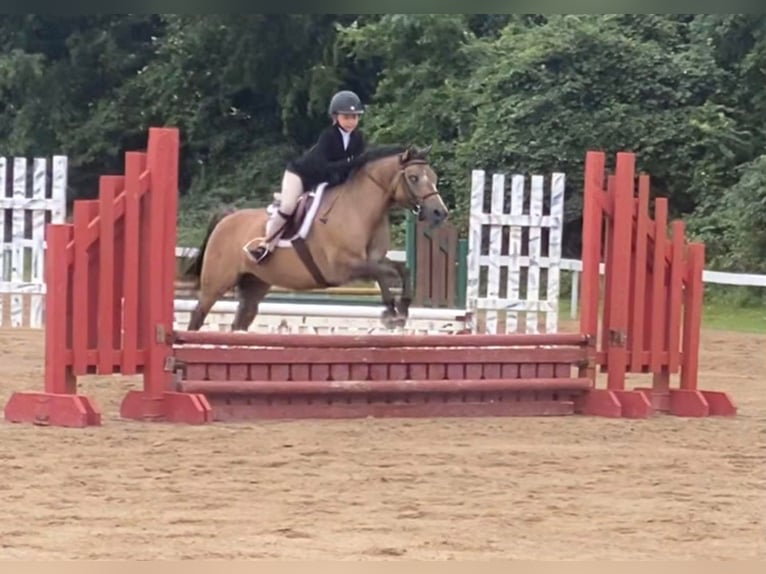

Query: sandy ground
(0, 326), (764, 560)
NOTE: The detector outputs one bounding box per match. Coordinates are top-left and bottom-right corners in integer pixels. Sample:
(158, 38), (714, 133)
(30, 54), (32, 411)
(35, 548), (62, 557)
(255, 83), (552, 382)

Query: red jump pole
(119, 127), (211, 424)
(3, 215), (101, 427)
(173, 330), (589, 349)
(577, 151), (652, 419)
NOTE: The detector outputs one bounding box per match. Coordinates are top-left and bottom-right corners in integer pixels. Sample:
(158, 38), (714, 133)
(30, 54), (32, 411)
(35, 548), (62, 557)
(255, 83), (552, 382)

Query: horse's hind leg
(231, 273), (272, 332)
(187, 266), (241, 331)
(187, 291), (220, 331)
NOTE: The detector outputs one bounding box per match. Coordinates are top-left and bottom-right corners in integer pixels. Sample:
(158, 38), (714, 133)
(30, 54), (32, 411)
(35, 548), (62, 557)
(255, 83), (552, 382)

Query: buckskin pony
(183, 144), (449, 332)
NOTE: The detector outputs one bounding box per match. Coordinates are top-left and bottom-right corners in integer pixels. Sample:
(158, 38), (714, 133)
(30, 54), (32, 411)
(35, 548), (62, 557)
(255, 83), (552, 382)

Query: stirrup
(246, 244), (272, 264)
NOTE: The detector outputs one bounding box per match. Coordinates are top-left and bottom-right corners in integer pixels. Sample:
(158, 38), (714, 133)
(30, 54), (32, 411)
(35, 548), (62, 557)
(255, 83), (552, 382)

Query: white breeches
(264, 170), (304, 243)
(277, 170), (304, 215)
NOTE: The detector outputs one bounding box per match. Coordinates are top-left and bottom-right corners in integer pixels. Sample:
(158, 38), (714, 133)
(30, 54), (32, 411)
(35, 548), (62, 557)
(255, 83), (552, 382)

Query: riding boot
(248, 210), (289, 263)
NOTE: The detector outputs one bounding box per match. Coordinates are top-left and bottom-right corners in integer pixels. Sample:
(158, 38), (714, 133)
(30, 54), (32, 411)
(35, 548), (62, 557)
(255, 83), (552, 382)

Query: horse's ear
(399, 147), (413, 163)
(417, 144), (432, 158)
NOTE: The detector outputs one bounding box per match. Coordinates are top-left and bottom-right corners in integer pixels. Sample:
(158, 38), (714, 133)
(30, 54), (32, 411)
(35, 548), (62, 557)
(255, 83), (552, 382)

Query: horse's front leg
(385, 259), (413, 327)
(350, 260), (404, 330)
(364, 217), (404, 323)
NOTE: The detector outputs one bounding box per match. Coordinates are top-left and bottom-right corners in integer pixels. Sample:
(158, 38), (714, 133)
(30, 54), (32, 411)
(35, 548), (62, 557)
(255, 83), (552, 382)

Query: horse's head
(392, 145), (448, 226)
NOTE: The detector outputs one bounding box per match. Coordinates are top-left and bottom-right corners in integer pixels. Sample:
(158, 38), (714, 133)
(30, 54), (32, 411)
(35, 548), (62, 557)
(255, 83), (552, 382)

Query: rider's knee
(279, 195), (299, 214)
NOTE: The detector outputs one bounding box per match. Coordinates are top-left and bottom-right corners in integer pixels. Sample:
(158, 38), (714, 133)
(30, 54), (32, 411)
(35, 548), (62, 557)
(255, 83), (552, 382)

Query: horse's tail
(181, 208), (233, 290)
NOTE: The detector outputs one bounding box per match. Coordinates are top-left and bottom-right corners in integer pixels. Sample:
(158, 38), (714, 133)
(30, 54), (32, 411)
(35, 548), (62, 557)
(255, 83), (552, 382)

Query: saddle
(273, 191), (316, 241)
(264, 183), (337, 288)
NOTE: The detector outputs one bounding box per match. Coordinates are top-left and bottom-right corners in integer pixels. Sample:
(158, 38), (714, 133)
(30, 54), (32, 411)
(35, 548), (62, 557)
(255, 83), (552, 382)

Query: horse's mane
(349, 144), (408, 171)
(346, 143), (427, 179)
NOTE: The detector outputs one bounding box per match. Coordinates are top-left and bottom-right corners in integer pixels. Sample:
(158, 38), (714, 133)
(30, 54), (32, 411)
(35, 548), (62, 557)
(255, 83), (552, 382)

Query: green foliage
(456, 15), (738, 247)
(689, 155), (766, 274)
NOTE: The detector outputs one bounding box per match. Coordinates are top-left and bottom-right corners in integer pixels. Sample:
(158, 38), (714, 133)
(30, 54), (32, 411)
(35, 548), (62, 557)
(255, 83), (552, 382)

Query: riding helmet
(328, 90), (365, 116)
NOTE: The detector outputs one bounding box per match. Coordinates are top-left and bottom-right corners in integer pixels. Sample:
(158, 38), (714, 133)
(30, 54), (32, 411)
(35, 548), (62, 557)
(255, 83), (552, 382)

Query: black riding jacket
(287, 125), (366, 189)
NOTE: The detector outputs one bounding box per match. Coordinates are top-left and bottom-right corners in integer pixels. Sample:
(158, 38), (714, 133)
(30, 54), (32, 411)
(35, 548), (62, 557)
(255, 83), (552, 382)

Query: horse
(182, 144), (449, 333)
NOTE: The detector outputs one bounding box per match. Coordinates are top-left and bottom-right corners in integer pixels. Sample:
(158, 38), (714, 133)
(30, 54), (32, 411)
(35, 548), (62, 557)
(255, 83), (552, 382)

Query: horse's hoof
(392, 315), (408, 328)
(380, 309), (399, 330)
(396, 298), (412, 318)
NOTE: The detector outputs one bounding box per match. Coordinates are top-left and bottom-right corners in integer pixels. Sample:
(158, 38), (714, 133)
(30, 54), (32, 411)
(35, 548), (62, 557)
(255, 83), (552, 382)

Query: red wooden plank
(554, 363), (572, 378)
(501, 363), (520, 378)
(626, 195), (637, 348)
(369, 365), (388, 380)
(159, 129), (180, 330)
(600, 174), (616, 356)
(580, 151), (606, 341)
(173, 331), (588, 348)
(446, 364), (464, 379)
(62, 171), (135, 265)
(310, 364), (331, 381)
(271, 365), (290, 380)
(667, 220), (685, 374)
(121, 152), (145, 374)
(650, 198), (668, 375)
(97, 176), (118, 374)
(291, 364), (310, 381)
(520, 363), (537, 378)
(207, 364), (228, 381)
(389, 364), (408, 380)
(536, 363), (554, 378)
(137, 171), (151, 352)
(482, 363), (500, 378)
(330, 364), (351, 381)
(141, 130), (174, 402)
(72, 201), (94, 376)
(642, 219), (655, 366)
(466, 363), (483, 380)
(427, 363), (446, 379)
(86, 201), (100, 359)
(596, 350), (671, 366)
(179, 377), (593, 395)
(630, 174), (650, 372)
(228, 364), (249, 380)
(350, 364), (369, 380)
(604, 153), (635, 391)
(250, 365), (269, 380)
(112, 178), (126, 351)
(44, 224), (75, 394)
(185, 364), (208, 380)
(4, 393), (101, 427)
(410, 364), (428, 379)
(173, 346), (588, 366)
(209, 399), (578, 421)
(680, 243), (705, 390)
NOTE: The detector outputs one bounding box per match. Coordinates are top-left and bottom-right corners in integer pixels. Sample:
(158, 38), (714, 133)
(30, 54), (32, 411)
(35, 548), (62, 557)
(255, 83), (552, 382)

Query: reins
(319, 157), (432, 223)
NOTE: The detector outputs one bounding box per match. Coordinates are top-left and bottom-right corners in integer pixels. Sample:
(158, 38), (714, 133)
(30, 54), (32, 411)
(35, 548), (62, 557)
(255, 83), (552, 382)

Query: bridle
(364, 158), (440, 216)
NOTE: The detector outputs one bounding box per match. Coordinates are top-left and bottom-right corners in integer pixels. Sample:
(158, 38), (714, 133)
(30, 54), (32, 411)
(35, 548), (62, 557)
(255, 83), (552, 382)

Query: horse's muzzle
(420, 205), (448, 226)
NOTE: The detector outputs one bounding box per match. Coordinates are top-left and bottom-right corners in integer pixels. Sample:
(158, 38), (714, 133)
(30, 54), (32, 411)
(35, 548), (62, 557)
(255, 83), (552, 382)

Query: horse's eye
(408, 175), (418, 183)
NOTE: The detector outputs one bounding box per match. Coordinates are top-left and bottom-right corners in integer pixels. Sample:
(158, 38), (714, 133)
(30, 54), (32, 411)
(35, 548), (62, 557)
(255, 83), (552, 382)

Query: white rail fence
(0, 155), (68, 327)
(468, 169), (565, 334)
(1, 154), (763, 332)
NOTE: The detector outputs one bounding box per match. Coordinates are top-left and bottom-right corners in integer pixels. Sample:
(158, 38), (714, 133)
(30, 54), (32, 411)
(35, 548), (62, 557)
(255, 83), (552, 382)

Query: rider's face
(336, 113), (361, 132)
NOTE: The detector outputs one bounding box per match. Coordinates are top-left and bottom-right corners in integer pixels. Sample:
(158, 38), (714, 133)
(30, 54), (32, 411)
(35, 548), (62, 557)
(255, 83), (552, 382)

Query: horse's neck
(330, 162), (395, 230)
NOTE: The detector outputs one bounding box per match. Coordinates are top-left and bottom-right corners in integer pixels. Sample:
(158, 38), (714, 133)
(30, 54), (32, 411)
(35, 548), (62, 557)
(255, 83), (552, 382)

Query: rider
(247, 89), (367, 264)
